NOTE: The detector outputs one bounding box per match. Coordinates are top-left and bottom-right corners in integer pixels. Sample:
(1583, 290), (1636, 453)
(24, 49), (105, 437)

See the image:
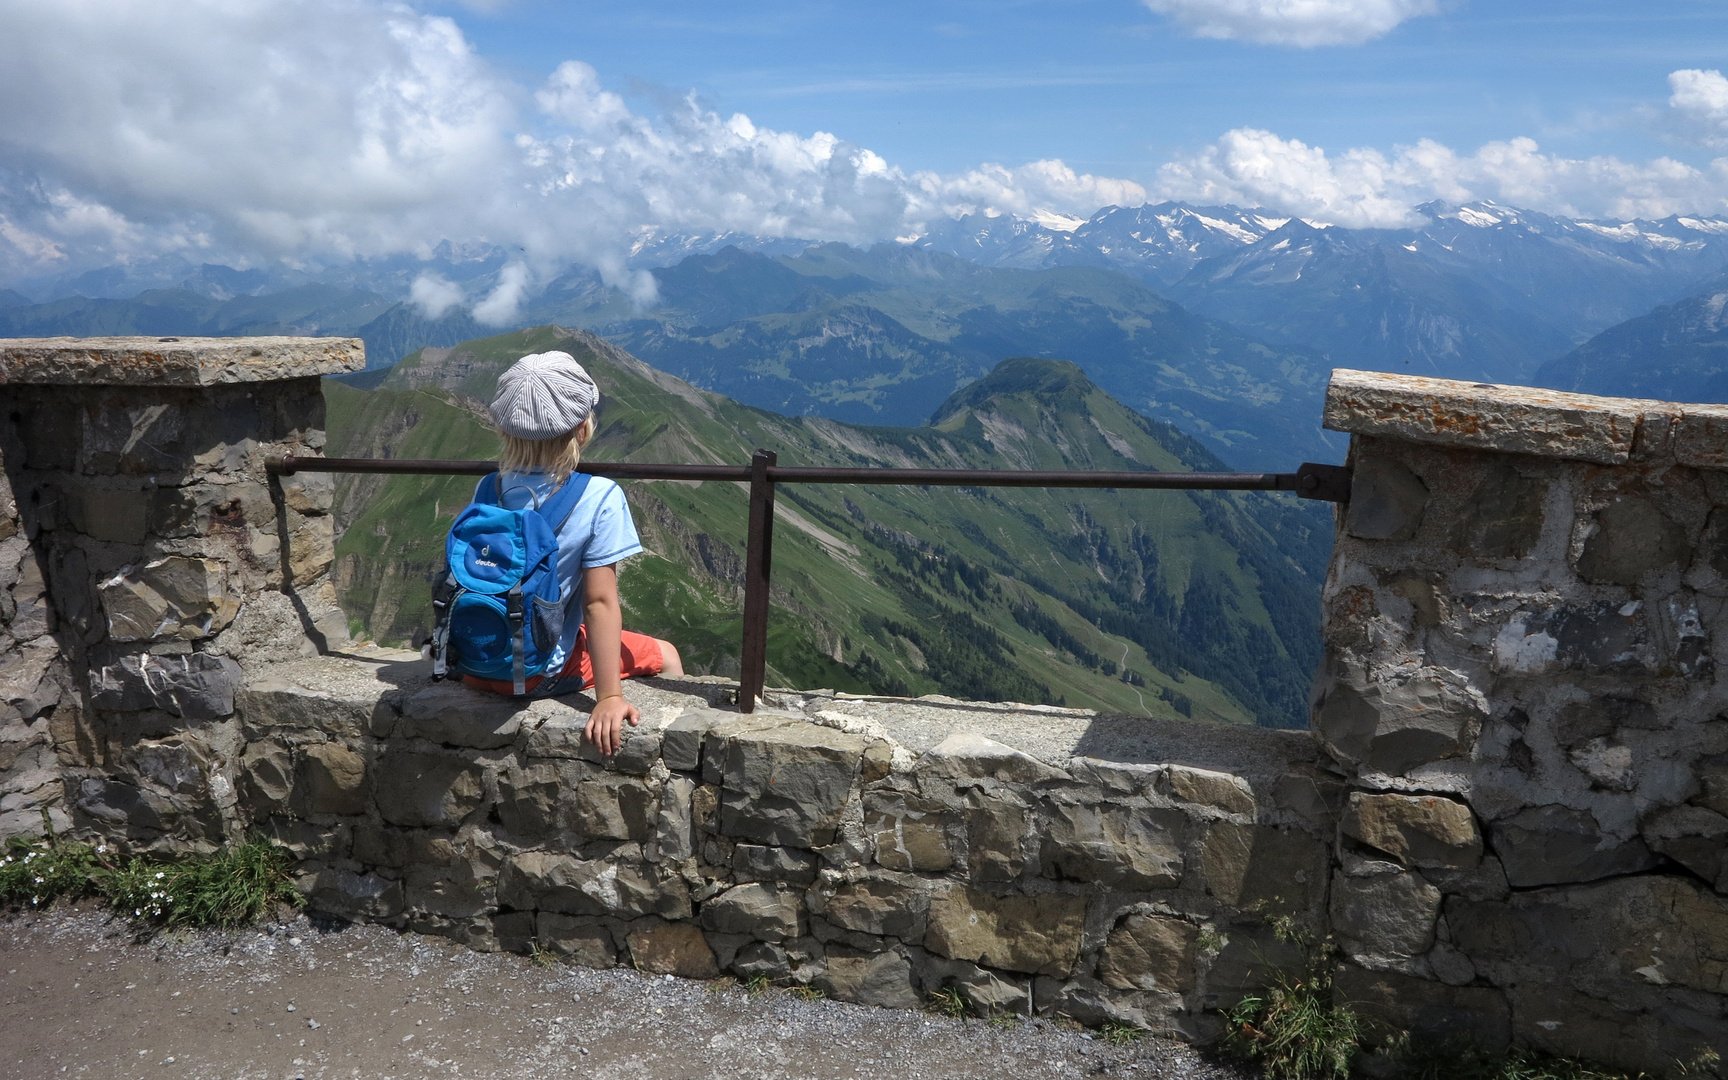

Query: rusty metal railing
(268, 452), (1350, 712)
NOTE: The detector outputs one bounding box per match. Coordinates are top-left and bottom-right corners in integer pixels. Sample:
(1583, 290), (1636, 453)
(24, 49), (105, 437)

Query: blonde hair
(498, 414), (596, 484)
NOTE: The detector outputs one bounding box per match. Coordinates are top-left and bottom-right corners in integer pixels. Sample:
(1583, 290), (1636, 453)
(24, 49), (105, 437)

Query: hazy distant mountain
(1410, 202), (1728, 331)
(624, 228), (817, 268)
(0, 284), (392, 340)
(7, 240), (512, 306)
(17, 195), (1728, 433)
(926, 199), (1728, 384)
(921, 201), (1292, 285)
(1168, 217), (1577, 383)
(532, 243), (1338, 469)
(1532, 272), (1728, 402)
(349, 303), (485, 372)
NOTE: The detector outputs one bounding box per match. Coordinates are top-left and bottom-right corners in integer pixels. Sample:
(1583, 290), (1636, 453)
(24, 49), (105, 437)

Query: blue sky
(447, 0), (1728, 181)
(5, 0), (1728, 297)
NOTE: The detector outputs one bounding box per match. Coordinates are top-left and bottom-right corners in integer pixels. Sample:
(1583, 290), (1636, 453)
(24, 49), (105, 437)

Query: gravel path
(1, 906), (1252, 1080)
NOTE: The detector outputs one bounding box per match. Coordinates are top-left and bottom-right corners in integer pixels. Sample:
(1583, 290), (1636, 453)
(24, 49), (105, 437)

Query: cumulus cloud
(0, 0), (515, 274)
(410, 273), (465, 318)
(1155, 128), (1425, 227)
(1670, 69), (1728, 147)
(913, 160), (1146, 224)
(1156, 126), (1728, 226)
(0, 0), (1138, 299)
(472, 262), (532, 324)
(1141, 0), (1438, 47)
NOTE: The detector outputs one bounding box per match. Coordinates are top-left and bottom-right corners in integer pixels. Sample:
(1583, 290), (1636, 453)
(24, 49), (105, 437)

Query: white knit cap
(489, 351), (600, 440)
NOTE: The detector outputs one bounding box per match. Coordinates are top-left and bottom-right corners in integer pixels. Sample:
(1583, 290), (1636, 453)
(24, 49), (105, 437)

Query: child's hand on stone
(585, 694), (641, 756)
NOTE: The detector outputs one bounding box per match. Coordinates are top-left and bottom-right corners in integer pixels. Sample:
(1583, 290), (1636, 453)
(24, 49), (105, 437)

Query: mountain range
(922, 201), (1728, 383)
(13, 198), (1718, 724)
(325, 325), (1333, 728)
(12, 196), (1728, 465)
(541, 243), (1339, 469)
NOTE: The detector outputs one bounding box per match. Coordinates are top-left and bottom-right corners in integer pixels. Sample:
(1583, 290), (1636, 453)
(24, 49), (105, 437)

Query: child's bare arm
(581, 563), (640, 754)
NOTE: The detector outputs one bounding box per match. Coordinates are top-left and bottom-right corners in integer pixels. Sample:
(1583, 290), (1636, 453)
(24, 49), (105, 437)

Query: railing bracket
(1290, 462), (1352, 504)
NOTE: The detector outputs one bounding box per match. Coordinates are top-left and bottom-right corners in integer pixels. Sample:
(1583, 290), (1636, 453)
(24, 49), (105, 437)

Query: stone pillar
(0, 336), (361, 848)
(1314, 369), (1728, 1069)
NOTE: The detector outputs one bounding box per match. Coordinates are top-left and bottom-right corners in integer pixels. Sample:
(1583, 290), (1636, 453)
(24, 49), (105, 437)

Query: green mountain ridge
(326, 325), (1331, 728)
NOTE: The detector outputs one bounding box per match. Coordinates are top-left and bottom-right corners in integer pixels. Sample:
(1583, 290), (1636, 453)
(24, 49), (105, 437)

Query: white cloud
(1156, 128), (1424, 227)
(410, 272), (465, 318)
(0, 0), (515, 273)
(1670, 69), (1728, 147)
(472, 262), (531, 325)
(536, 61), (634, 134)
(913, 160), (1146, 223)
(1156, 126), (1728, 226)
(1141, 0), (1438, 47)
(1150, 69), (1728, 225)
(0, 0), (1136, 298)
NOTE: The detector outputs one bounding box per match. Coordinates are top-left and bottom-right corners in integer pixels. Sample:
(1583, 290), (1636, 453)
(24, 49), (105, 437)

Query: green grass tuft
(528, 942), (559, 968)
(1215, 908), (1717, 1080)
(1225, 973), (1363, 1080)
(926, 985), (968, 1019)
(1100, 1020), (1144, 1045)
(1, 834), (302, 928)
(0, 835), (104, 908)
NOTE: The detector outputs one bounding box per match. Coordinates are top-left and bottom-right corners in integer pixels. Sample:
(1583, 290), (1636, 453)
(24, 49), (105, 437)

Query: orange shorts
(462, 626), (666, 697)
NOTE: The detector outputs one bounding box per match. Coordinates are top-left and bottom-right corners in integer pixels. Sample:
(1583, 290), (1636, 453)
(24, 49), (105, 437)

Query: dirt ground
(0, 906), (1251, 1080)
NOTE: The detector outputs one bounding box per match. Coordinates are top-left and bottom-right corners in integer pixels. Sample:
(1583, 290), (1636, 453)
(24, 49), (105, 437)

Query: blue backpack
(429, 472), (590, 693)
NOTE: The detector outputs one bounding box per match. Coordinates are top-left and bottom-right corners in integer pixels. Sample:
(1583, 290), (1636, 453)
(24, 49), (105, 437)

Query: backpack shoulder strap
(536, 471), (593, 533)
(473, 472), (502, 506)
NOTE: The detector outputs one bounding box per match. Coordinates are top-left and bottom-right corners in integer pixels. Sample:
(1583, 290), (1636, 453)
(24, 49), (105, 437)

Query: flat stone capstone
(1324, 368), (1658, 464)
(0, 335), (363, 385)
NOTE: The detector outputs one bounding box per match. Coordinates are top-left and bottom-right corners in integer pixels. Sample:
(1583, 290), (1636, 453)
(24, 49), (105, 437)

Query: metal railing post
(737, 448), (777, 712)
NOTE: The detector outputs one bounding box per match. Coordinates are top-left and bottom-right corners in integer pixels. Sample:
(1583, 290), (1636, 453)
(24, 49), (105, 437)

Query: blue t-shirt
(478, 471), (643, 672)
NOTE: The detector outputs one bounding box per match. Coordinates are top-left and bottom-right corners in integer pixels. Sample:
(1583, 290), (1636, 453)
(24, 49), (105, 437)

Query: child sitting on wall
(460, 350), (683, 754)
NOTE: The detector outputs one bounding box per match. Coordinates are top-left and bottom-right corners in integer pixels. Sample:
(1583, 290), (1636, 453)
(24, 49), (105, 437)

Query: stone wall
(237, 656), (1329, 1041)
(4, 339), (1727, 1070)
(1315, 370), (1728, 1069)
(0, 337), (359, 847)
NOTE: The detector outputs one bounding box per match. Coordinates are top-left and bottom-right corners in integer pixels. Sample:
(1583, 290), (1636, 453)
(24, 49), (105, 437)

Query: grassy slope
(327, 325), (1330, 727)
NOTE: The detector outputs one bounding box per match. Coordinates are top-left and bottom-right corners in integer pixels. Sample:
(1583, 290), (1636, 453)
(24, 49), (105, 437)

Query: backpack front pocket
(531, 593), (564, 654)
(447, 593), (514, 677)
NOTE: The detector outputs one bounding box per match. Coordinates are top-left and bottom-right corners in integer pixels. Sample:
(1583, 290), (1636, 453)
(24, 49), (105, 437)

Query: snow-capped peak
(1029, 209), (1086, 233)
(1453, 206), (1504, 228)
